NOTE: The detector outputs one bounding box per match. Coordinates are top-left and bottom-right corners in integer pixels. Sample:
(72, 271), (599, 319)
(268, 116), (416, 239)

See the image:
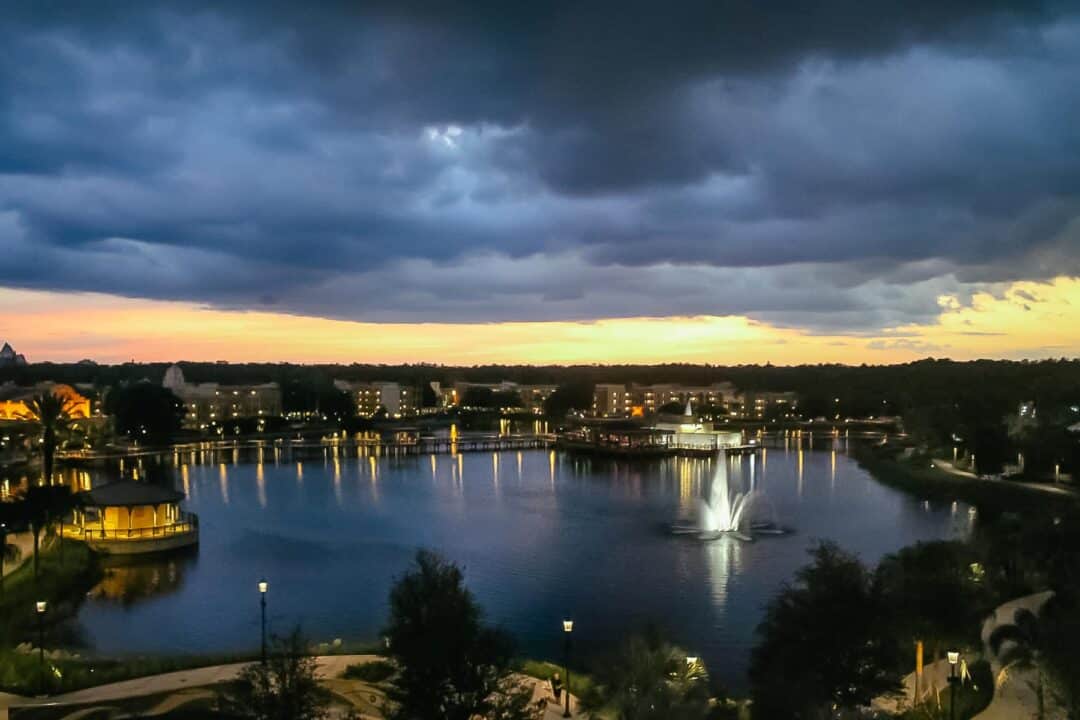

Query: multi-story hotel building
(163, 365), (282, 428)
(333, 380), (417, 417)
(590, 382), (740, 417)
(591, 383), (634, 417)
(588, 382), (796, 419)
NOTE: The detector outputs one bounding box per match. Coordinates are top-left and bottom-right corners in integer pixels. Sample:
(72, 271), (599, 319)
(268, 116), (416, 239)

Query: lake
(65, 438), (971, 691)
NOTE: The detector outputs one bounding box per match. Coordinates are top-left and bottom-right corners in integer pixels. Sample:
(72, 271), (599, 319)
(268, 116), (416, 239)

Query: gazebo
(68, 481), (199, 554)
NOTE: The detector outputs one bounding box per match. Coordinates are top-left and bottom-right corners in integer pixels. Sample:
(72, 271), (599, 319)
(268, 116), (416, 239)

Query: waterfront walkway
(931, 459), (1077, 498)
(2, 532), (34, 579)
(0, 655), (580, 719)
(973, 590), (1064, 720)
(872, 590), (1066, 720)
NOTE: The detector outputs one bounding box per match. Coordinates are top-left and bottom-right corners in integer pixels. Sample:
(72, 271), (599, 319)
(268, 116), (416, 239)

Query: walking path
(0, 654), (580, 719)
(2, 532), (33, 578)
(870, 656), (957, 715)
(872, 590), (1067, 719)
(931, 459), (1077, 498)
(973, 590), (1064, 720)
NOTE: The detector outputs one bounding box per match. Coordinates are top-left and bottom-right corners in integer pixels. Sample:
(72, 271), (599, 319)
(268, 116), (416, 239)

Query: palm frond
(989, 624), (1030, 656)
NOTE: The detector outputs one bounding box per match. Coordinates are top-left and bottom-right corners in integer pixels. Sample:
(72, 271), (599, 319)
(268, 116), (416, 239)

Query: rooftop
(79, 481), (185, 508)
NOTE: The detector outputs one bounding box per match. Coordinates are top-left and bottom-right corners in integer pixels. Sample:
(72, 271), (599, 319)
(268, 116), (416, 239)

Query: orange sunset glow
(3, 277), (1078, 365)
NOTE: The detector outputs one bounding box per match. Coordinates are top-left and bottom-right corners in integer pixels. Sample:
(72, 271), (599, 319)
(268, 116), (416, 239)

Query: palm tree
(580, 630), (711, 720)
(989, 607), (1049, 720)
(13, 485), (72, 580)
(15, 487), (52, 581)
(18, 392), (78, 486)
(44, 485), (77, 563)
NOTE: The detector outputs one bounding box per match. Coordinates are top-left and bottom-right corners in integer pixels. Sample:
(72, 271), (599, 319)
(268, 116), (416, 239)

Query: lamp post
(562, 619), (573, 718)
(947, 651), (960, 720)
(36, 600), (47, 695)
(258, 579), (268, 665)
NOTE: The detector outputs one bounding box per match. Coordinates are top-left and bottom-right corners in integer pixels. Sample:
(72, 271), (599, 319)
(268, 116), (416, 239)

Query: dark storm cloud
(0, 1), (1079, 328)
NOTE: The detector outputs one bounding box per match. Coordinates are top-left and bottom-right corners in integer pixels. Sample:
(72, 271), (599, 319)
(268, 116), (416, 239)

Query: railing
(71, 512), (199, 541)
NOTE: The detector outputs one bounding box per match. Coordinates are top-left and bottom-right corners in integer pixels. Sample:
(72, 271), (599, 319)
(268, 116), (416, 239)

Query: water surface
(70, 441), (971, 691)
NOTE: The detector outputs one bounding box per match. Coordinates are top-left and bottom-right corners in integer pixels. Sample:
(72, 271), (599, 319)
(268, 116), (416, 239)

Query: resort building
(590, 382), (740, 417)
(0, 382), (92, 420)
(652, 398), (745, 450)
(592, 383), (634, 417)
(163, 365), (282, 429)
(67, 480), (199, 554)
(0, 342), (27, 367)
(735, 391), (800, 420)
(333, 380), (417, 417)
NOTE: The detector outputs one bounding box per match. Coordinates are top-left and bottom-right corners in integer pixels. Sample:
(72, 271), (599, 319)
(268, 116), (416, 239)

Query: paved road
(1, 654), (581, 719)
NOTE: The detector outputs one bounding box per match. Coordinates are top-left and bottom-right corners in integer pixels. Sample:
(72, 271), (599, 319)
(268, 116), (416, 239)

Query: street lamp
(258, 580), (268, 665)
(947, 651), (960, 720)
(562, 619), (574, 718)
(36, 601), (47, 695)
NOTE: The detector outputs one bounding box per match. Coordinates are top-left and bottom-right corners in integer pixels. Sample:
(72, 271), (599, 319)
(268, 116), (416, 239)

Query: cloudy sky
(1, 1), (1079, 364)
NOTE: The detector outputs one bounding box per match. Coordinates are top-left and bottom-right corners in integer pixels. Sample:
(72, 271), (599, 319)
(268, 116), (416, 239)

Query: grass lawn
(519, 658), (596, 700)
(0, 539), (102, 646)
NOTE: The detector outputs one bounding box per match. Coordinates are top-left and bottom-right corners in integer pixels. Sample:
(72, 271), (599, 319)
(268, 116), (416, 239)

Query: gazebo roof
(79, 481), (184, 508)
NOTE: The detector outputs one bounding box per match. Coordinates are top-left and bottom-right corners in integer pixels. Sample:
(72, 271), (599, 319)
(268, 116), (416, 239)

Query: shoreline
(852, 444), (1079, 521)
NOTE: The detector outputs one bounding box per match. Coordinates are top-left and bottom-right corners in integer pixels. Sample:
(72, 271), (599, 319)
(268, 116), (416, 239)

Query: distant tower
(163, 364), (187, 393)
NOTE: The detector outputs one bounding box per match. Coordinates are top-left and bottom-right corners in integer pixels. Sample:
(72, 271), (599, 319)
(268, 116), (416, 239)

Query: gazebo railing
(72, 512), (199, 541)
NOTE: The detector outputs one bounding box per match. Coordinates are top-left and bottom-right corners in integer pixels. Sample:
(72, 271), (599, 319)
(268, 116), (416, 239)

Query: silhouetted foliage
(750, 542), (902, 719)
(14, 485), (72, 579)
(20, 391), (79, 484)
(226, 627), (329, 720)
(383, 550), (533, 720)
(875, 541), (991, 659)
(281, 376), (355, 419)
(543, 382), (594, 418)
(460, 387), (523, 409)
(581, 628), (711, 720)
(104, 382), (184, 442)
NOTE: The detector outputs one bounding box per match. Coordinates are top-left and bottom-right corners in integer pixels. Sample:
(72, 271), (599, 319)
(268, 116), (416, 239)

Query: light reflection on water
(8, 441), (971, 692)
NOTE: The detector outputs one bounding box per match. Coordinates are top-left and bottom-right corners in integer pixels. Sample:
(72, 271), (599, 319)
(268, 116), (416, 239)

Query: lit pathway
(973, 590), (1064, 720)
(0, 655), (581, 719)
(1, 532), (34, 578)
(931, 459), (1077, 498)
(870, 656), (957, 715)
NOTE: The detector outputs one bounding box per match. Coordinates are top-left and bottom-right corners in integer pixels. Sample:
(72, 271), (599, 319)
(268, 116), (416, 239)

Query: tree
(657, 401), (684, 415)
(875, 541), (990, 660)
(226, 627), (329, 720)
(989, 608), (1051, 720)
(1037, 596), (1080, 719)
(44, 485), (77, 563)
(544, 383), (594, 419)
(749, 542), (902, 719)
(104, 382), (185, 442)
(18, 392), (77, 485)
(581, 629), (711, 720)
(383, 550), (533, 720)
(15, 486), (53, 580)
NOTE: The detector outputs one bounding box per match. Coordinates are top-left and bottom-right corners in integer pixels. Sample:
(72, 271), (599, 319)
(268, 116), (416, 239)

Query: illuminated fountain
(673, 452), (787, 541)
